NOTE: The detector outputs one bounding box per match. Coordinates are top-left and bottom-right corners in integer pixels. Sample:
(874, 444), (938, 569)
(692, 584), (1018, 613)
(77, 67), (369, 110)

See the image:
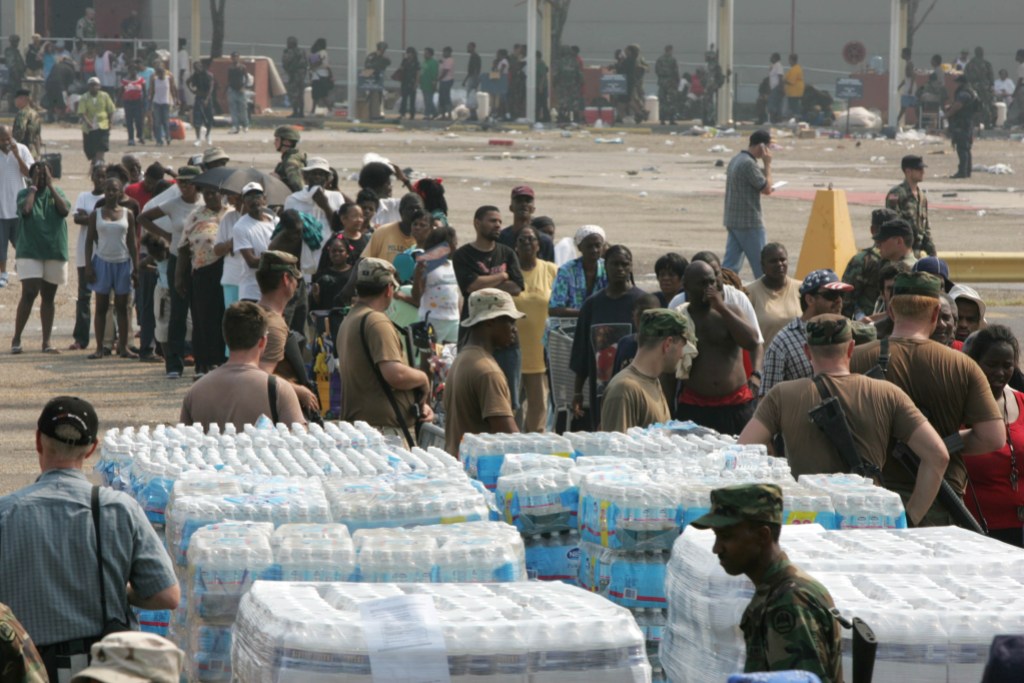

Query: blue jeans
(786, 96), (802, 118)
(124, 99), (144, 142)
(228, 88), (248, 129)
(73, 265), (92, 347)
(421, 87), (436, 118)
(723, 226), (766, 279)
(493, 344), (522, 411)
(192, 98), (213, 135)
(152, 103), (170, 143)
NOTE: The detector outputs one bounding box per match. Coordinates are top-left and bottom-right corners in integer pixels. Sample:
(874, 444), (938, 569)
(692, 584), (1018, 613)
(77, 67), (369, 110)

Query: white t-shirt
(284, 186), (344, 280)
(74, 190), (102, 266)
(768, 62), (784, 89)
(232, 214), (275, 300)
(217, 209), (245, 286)
(142, 183), (181, 241)
(418, 261), (460, 322)
(669, 284), (765, 344)
(159, 196), (202, 252)
(994, 78), (1016, 99)
(0, 143), (33, 220)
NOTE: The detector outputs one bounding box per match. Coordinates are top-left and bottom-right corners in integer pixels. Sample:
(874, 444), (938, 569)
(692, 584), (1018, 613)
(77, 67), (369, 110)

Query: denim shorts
(89, 256), (132, 295)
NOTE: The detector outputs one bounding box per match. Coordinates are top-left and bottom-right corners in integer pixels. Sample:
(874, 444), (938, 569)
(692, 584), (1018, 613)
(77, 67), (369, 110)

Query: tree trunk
(210, 0), (227, 59)
(905, 0), (938, 53)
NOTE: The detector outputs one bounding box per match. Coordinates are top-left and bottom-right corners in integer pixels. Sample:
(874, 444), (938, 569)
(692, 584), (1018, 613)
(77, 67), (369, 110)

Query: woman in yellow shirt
(514, 226), (558, 432)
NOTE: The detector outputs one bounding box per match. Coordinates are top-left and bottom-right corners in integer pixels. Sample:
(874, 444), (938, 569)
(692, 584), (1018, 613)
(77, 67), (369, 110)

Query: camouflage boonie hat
(805, 314), (853, 346)
(274, 125), (301, 142)
(691, 483), (784, 529)
(356, 257), (399, 288)
(257, 250), (301, 279)
(72, 631), (184, 682)
(851, 320), (878, 345)
(461, 288), (526, 328)
(893, 271), (942, 299)
(638, 308), (690, 341)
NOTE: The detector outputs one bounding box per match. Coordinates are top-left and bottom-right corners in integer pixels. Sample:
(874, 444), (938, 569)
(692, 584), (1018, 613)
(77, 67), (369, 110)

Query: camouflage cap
(893, 271), (942, 299)
(805, 314), (853, 346)
(176, 165), (202, 181)
(274, 125), (301, 142)
(461, 288), (526, 328)
(257, 250), (302, 279)
(72, 631), (184, 683)
(638, 308), (690, 341)
(850, 320), (878, 345)
(691, 483), (784, 529)
(356, 257), (400, 288)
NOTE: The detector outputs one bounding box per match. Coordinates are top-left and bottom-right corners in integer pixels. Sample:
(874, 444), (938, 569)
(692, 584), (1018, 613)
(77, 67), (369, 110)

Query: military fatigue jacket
(741, 553), (843, 683)
(275, 148), (307, 193)
(0, 603), (47, 683)
(885, 180), (935, 256)
(12, 107), (41, 157)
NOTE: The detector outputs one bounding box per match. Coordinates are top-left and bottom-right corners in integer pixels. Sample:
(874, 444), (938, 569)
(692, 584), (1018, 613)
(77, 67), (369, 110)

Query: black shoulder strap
(92, 486), (109, 628)
(267, 375), (280, 424)
(812, 373), (832, 401)
(876, 336), (891, 376)
(360, 312), (416, 447)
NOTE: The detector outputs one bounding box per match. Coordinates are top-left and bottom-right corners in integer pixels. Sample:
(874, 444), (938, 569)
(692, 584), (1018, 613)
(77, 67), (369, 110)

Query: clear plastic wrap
(496, 468), (577, 534)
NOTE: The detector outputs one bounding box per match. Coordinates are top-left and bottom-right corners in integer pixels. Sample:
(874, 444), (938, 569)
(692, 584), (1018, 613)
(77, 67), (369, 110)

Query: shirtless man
(676, 261), (760, 434)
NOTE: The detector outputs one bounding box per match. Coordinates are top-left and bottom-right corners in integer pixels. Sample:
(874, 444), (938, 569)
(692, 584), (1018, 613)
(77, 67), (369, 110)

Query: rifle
(891, 434), (986, 534)
(831, 609), (877, 683)
(808, 375), (884, 482)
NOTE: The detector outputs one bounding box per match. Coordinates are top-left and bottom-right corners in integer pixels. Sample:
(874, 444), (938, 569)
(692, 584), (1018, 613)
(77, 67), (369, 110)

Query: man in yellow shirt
(784, 54), (804, 119)
(364, 192), (426, 263)
(76, 77), (115, 162)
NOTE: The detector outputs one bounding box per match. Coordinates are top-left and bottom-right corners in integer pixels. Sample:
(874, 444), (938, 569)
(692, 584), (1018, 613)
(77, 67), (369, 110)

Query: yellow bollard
(794, 188), (858, 280)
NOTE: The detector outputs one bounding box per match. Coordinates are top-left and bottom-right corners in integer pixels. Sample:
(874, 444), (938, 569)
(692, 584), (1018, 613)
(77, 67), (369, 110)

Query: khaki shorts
(16, 258), (68, 285)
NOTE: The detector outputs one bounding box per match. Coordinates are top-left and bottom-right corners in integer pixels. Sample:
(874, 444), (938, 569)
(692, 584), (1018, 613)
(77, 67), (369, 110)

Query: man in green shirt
(11, 160), (69, 354)
(77, 77), (115, 162)
(420, 47), (439, 119)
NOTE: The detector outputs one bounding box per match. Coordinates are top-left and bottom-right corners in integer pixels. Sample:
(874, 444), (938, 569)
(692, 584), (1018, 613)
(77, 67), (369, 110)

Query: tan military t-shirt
(745, 276), (802, 347)
(180, 363), (304, 431)
(259, 305), (297, 381)
(600, 364), (671, 432)
(755, 373), (928, 477)
(443, 346), (514, 456)
(850, 337), (1001, 492)
(337, 304), (417, 430)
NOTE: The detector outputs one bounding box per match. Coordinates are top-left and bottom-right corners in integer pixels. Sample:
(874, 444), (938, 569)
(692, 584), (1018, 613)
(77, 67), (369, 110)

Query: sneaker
(194, 139), (201, 147)
(166, 371), (182, 379)
(205, 135), (212, 145)
(242, 126), (249, 133)
(229, 128), (239, 134)
(0, 273), (7, 288)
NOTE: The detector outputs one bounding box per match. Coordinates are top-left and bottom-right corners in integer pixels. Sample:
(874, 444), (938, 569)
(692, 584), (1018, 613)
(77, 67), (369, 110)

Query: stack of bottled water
(523, 530), (581, 583)
(269, 523), (357, 582)
(662, 524), (1024, 683)
(323, 472), (494, 530)
(181, 522), (276, 682)
(496, 468), (578, 534)
(97, 421), (460, 525)
(354, 521), (526, 583)
(231, 581), (652, 683)
(799, 473), (907, 529)
(459, 433), (574, 489)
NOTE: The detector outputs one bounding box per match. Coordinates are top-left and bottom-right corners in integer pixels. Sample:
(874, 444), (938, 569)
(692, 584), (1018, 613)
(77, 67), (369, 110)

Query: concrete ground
(1, 118), (1022, 493)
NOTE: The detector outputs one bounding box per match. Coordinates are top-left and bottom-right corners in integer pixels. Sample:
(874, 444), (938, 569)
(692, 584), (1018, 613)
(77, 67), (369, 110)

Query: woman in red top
(966, 324), (1024, 547)
(120, 64), (146, 145)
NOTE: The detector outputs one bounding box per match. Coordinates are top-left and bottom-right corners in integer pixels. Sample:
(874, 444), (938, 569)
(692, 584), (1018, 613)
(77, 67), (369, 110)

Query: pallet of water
(661, 524), (1024, 683)
(232, 581), (652, 683)
(96, 421), (461, 525)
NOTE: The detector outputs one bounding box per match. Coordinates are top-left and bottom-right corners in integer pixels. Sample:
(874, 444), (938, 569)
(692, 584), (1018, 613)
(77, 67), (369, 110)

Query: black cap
(37, 396), (99, 446)
(901, 154), (926, 171)
(874, 218), (914, 242)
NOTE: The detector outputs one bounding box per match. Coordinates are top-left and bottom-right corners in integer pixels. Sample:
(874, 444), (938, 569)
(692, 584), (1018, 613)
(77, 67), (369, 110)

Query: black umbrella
(191, 167), (293, 205)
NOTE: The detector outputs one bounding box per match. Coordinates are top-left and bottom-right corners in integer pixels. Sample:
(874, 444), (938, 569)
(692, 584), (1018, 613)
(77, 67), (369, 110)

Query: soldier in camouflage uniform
(273, 125), (307, 193)
(0, 603), (47, 683)
(655, 45), (680, 125)
(282, 36), (307, 118)
(3, 36), (25, 111)
(554, 46), (583, 124)
(885, 155), (935, 257)
(963, 46), (995, 128)
(692, 483), (843, 683)
(841, 208), (899, 319)
(11, 90), (41, 157)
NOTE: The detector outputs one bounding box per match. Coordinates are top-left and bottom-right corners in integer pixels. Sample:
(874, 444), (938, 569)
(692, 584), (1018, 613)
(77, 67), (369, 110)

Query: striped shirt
(0, 469), (177, 646)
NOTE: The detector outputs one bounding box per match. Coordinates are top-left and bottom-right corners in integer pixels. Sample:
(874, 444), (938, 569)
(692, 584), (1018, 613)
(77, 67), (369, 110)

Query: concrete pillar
(541, 0), (552, 98)
(169, 0), (179, 79)
(526, 0), (538, 123)
(706, 0), (718, 54)
(888, 0), (907, 126)
(348, 0), (359, 120)
(192, 0), (202, 61)
(14, 0), (35, 42)
(366, 0), (385, 48)
(717, 0), (734, 125)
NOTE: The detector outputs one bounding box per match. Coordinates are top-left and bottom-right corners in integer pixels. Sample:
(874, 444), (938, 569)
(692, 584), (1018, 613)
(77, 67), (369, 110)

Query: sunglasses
(815, 290), (843, 301)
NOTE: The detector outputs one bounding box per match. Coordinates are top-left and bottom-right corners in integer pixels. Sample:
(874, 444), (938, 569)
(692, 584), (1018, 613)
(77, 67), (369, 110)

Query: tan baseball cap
(71, 632), (184, 683)
(357, 257), (400, 288)
(461, 288), (525, 328)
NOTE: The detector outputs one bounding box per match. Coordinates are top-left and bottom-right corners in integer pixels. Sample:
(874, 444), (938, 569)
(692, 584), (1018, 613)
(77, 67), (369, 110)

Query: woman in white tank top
(150, 61), (178, 146)
(85, 178), (138, 358)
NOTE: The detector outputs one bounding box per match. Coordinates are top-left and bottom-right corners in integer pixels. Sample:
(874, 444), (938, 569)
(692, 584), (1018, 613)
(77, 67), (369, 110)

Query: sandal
(42, 346), (60, 355)
(119, 351), (139, 360)
(87, 351), (105, 359)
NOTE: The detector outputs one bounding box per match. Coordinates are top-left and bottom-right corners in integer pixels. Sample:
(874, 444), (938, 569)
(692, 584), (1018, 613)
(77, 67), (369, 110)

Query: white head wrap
(574, 225), (606, 248)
